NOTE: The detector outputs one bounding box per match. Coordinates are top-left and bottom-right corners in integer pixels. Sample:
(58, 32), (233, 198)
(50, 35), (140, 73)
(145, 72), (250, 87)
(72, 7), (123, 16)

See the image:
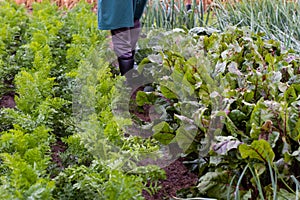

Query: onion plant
(142, 0), (214, 30)
(214, 0), (300, 53)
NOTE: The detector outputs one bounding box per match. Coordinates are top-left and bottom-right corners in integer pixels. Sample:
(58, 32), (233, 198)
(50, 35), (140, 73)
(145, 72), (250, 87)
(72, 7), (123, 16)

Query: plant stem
(234, 164), (249, 200)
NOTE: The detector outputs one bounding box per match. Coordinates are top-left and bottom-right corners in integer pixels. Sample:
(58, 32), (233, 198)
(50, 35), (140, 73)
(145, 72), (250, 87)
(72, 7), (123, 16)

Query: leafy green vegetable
(197, 171), (232, 199)
(152, 122), (175, 145)
(134, 26), (300, 199)
(239, 139), (275, 163)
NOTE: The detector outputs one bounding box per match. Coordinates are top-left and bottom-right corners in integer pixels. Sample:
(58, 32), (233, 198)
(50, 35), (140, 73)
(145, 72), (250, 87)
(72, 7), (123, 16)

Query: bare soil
(0, 92), (16, 109)
(50, 139), (67, 170)
(142, 158), (198, 200)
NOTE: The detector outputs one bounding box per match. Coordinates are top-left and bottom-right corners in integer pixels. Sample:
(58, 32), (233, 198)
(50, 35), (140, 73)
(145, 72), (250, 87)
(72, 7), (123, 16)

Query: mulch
(0, 92), (16, 109)
(142, 158), (198, 200)
(50, 139), (67, 170)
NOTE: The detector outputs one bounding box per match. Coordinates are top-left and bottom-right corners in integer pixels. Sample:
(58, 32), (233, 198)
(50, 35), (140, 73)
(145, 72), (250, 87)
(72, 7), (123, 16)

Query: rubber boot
(118, 57), (134, 76)
(118, 57), (143, 92)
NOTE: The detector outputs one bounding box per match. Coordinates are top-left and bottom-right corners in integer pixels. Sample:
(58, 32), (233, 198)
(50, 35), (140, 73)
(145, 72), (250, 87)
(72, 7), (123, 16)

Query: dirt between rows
(142, 158), (198, 200)
(0, 92), (16, 109)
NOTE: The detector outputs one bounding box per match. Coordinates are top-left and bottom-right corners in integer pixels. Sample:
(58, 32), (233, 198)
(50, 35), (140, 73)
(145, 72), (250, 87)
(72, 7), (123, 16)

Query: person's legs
(111, 19), (141, 76)
(111, 27), (134, 76)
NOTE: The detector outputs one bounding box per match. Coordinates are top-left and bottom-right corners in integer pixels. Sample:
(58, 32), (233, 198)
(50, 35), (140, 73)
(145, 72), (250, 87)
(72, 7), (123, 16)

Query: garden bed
(0, 0), (299, 199)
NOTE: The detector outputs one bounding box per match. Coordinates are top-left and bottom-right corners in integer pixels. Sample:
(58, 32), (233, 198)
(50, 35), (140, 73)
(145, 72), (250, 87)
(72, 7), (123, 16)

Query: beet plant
(129, 26), (300, 199)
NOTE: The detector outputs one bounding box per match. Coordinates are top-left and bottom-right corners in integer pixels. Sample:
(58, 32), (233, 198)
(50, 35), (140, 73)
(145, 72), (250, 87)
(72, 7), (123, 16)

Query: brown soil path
(143, 158), (198, 200)
(0, 92), (16, 109)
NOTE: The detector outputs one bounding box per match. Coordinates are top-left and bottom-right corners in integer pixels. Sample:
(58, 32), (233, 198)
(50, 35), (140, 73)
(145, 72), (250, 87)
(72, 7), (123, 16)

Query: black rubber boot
(118, 58), (134, 76)
(118, 57), (142, 91)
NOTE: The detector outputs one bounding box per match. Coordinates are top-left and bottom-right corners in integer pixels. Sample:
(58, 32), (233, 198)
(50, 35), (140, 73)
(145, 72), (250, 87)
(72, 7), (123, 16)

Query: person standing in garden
(98, 0), (148, 77)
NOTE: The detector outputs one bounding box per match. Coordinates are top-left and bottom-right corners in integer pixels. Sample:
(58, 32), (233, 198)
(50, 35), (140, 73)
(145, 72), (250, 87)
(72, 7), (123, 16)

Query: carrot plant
(0, 1), (168, 199)
(0, 0), (29, 96)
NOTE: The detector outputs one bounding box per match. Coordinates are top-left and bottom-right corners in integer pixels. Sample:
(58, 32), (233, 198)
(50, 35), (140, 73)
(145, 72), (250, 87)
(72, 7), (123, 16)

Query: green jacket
(98, 0), (148, 30)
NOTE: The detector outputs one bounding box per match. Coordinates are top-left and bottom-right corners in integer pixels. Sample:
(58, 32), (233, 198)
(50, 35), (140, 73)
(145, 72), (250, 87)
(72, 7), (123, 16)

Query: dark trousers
(110, 19), (141, 60)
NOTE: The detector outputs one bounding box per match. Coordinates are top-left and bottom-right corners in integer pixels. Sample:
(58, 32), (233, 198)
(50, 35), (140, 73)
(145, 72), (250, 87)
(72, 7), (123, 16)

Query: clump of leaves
(0, 0), (29, 95)
(134, 26), (300, 199)
(0, 125), (55, 199)
(53, 161), (145, 200)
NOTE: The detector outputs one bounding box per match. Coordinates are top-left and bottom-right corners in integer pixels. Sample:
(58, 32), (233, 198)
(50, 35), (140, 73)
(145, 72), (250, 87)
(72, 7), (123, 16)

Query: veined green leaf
(213, 136), (242, 155)
(287, 100), (300, 141)
(160, 85), (178, 100)
(175, 123), (198, 152)
(197, 171), (231, 199)
(152, 122), (174, 145)
(239, 139), (275, 163)
(249, 98), (273, 137)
